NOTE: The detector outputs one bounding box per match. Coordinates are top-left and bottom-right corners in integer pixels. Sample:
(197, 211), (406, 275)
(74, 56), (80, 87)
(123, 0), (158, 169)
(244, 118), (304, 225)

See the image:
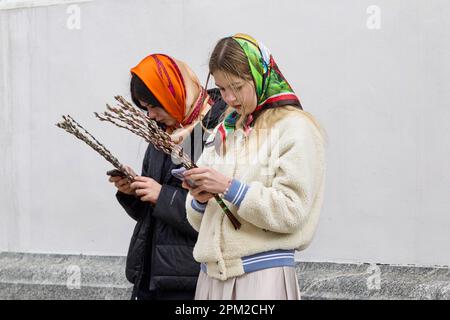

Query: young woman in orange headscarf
(108, 54), (226, 300)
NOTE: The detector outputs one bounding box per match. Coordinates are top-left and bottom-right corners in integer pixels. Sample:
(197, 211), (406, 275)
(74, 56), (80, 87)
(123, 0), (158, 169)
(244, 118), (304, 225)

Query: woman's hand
(182, 180), (215, 203)
(170, 124), (195, 145)
(183, 167), (231, 195)
(108, 165), (137, 195)
(131, 176), (162, 204)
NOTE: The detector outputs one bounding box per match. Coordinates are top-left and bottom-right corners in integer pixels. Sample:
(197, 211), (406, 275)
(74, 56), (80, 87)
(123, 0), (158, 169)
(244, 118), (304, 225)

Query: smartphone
(171, 167), (197, 188)
(106, 169), (127, 178)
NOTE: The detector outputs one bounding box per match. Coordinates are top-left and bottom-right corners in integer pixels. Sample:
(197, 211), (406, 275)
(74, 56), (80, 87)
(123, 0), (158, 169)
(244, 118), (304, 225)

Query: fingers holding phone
(107, 167), (136, 195)
(175, 168), (212, 202)
(112, 177), (135, 195)
(172, 167), (198, 188)
(122, 165), (137, 178)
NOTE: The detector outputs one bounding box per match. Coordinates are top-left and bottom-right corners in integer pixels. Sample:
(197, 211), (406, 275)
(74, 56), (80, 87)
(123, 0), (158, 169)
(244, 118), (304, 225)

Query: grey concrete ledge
(0, 252), (132, 300)
(297, 261), (450, 300)
(1, 252), (449, 300)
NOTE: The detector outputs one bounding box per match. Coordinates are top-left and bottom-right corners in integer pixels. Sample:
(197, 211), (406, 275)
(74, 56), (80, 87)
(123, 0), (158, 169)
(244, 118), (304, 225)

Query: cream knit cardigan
(185, 112), (326, 280)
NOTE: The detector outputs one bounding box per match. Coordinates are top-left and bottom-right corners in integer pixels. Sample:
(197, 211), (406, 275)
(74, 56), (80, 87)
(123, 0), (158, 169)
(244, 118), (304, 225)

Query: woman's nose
(225, 91), (237, 104)
(147, 109), (156, 119)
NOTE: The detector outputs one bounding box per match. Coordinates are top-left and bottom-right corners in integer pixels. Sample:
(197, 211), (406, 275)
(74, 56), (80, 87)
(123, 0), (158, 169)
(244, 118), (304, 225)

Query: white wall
(0, 0), (449, 266)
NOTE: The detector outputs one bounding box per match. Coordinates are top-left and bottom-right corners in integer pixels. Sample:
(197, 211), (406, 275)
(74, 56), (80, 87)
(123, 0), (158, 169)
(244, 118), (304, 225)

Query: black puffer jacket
(116, 90), (226, 300)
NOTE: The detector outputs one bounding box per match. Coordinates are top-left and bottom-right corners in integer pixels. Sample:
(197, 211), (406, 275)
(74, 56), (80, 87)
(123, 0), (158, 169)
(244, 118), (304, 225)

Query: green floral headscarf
(217, 33), (302, 145)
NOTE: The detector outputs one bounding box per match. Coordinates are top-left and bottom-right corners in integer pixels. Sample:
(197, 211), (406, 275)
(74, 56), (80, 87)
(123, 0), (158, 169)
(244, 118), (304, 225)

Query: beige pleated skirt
(195, 266), (301, 300)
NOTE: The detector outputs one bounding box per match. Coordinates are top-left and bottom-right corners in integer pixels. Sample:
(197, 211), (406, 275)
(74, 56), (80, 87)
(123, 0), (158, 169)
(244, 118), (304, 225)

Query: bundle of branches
(56, 115), (134, 182)
(95, 96), (241, 230)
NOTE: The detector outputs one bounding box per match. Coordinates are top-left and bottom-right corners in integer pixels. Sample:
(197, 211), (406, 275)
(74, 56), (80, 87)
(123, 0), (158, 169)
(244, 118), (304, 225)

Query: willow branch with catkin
(95, 96), (241, 230)
(55, 115), (134, 181)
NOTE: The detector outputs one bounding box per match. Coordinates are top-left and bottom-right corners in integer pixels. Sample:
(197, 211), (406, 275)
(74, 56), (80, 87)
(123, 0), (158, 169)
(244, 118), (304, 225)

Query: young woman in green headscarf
(182, 34), (327, 300)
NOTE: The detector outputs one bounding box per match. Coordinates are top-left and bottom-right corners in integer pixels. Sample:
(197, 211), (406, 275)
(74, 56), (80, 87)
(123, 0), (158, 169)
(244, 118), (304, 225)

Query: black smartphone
(106, 169), (127, 178)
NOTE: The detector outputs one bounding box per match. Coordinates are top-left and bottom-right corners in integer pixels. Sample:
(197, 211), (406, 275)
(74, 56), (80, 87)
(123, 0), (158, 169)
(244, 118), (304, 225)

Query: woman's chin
(159, 120), (175, 127)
